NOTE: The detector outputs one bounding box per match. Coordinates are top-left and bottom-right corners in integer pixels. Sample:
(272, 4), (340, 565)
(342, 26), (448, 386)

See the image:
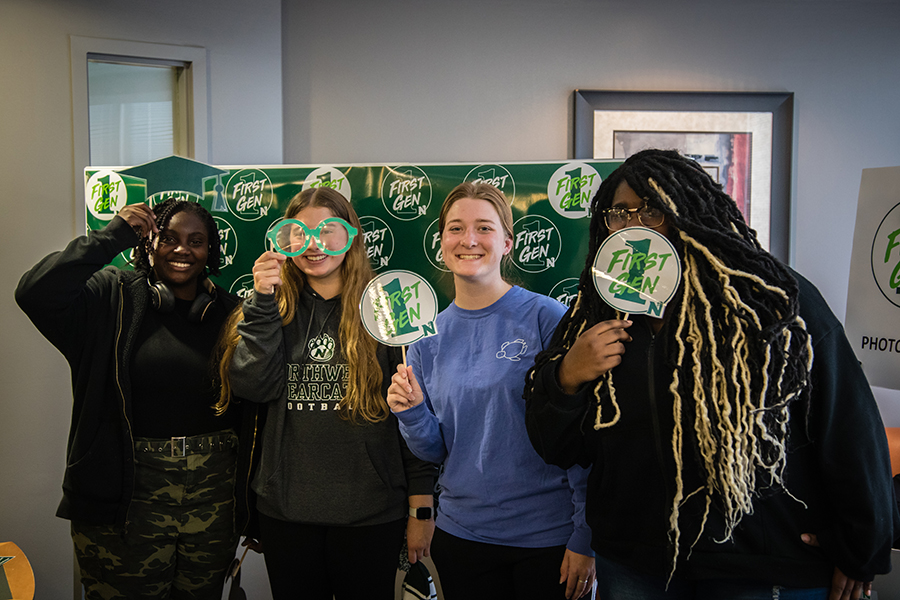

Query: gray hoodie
(230, 285), (435, 526)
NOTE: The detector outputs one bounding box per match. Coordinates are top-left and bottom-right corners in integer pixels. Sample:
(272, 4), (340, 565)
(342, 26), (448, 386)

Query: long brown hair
(216, 187), (387, 423)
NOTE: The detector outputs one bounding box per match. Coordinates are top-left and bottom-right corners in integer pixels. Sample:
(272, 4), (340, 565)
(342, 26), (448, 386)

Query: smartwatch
(409, 506), (433, 520)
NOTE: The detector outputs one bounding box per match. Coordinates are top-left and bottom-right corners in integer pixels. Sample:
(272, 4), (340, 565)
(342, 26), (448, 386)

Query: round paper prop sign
(592, 227), (681, 318)
(360, 270), (439, 346)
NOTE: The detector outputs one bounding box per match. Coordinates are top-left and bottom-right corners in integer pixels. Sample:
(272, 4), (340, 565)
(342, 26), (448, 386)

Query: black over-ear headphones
(148, 277), (217, 323)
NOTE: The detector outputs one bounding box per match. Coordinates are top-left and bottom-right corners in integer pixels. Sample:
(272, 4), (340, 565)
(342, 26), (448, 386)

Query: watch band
(408, 506), (433, 520)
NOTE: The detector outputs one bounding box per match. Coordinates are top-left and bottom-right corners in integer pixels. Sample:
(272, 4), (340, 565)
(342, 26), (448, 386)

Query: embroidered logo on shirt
(308, 332), (336, 362)
(496, 339), (527, 361)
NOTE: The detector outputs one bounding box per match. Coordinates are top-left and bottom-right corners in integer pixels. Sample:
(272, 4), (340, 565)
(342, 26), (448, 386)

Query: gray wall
(2, 0), (899, 597)
(0, 0), (281, 597)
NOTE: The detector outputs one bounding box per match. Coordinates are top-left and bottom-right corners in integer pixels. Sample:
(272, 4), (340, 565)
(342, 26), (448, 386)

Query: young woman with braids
(524, 150), (897, 600)
(387, 182), (596, 600)
(16, 198), (252, 599)
(218, 187), (436, 600)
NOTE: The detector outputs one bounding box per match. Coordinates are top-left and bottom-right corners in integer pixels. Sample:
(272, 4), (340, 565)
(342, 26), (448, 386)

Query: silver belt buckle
(171, 436), (186, 458)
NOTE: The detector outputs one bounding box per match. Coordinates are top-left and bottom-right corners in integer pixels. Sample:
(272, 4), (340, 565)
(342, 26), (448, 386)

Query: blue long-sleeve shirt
(394, 286), (593, 555)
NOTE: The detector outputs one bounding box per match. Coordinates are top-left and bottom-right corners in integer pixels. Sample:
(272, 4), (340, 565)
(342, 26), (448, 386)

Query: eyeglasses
(602, 204), (666, 231)
(267, 217), (359, 257)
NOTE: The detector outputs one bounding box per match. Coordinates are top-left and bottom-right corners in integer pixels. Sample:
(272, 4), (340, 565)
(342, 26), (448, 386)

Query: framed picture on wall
(572, 90), (793, 261)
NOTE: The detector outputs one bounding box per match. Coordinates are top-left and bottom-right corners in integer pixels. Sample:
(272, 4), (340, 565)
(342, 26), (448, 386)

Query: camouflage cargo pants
(71, 430), (240, 600)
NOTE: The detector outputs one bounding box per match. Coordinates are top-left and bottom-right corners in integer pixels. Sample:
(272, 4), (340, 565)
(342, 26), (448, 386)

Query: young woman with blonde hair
(219, 187), (436, 600)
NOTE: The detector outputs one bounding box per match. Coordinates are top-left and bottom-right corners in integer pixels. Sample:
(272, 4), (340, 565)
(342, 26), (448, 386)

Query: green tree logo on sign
(871, 201), (900, 308)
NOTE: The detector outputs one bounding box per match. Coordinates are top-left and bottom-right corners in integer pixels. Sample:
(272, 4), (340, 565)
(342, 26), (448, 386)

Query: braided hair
(526, 149), (813, 578)
(133, 197), (222, 277)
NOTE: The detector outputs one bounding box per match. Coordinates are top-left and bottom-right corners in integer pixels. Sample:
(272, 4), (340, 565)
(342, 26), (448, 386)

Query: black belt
(134, 430), (237, 458)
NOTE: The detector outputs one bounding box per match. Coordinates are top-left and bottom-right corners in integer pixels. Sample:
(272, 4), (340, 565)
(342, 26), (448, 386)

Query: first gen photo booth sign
(845, 166), (900, 391)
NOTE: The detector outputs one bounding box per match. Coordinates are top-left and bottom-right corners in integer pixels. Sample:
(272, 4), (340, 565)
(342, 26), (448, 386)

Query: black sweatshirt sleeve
(524, 356), (595, 471)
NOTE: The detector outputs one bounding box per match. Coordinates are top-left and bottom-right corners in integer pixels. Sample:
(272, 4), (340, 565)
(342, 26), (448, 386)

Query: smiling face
(440, 197), (513, 286)
(289, 205), (346, 296)
(151, 210), (209, 300)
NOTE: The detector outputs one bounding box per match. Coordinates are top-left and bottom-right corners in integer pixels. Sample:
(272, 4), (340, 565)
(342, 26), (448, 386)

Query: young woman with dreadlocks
(524, 149), (897, 600)
(16, 198), (253, 599)
(387, 182), (596, 600)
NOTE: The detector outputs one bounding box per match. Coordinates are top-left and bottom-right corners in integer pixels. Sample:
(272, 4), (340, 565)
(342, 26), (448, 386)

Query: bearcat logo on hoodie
(308, 332), (336, 362)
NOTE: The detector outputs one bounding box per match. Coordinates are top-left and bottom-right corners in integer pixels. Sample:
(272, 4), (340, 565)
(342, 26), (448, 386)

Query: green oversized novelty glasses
(267, 217), (359, 257)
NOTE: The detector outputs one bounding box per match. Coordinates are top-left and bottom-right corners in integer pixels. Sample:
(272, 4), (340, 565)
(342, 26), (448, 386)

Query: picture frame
(573, 90), (793, 261)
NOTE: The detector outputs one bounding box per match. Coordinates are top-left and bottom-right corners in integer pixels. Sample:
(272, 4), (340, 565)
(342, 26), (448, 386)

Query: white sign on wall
(845, 166), (900, 390)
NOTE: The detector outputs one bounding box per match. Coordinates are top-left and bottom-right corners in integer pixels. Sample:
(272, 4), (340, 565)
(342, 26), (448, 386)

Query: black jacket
(525, 271), (897, 586)
(15, 216), (257, 533)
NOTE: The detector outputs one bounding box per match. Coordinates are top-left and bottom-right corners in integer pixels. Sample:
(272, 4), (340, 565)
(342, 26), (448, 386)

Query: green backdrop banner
(85, 156), (622, 310)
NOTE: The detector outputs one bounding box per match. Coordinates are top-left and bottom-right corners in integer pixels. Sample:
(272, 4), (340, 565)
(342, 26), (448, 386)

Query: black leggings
(258, 512), (405, 600)
(430, 527), (568, 600)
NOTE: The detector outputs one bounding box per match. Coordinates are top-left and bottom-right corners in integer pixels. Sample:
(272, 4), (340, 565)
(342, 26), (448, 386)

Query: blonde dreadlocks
(525, 149), (813, 579)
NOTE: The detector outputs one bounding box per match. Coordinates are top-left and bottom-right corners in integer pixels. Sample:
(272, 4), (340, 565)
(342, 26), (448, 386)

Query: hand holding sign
(361, 270), (438, 412)
(118, 203), (158, 239)
(387, 363), (423, 413)
(558, 227), (681, 395)
(251, 251), (286, 295)
(557, 319), (633, 394)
